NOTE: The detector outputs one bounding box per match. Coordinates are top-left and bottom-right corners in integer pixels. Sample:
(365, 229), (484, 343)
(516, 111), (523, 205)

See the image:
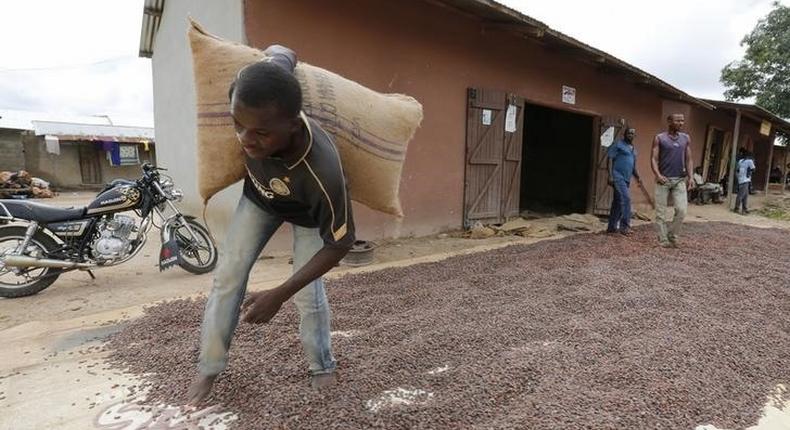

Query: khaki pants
(655, 177), (688, 243)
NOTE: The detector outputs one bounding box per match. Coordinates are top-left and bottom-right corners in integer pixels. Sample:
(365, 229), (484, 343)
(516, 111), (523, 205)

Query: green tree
(721, 1), (790, 121)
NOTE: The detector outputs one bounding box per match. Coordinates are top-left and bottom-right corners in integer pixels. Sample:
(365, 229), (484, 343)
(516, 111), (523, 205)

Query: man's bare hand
(241, 290), (285, 324)
(687, 176), (694, 191)
(656, 175), (668, 185)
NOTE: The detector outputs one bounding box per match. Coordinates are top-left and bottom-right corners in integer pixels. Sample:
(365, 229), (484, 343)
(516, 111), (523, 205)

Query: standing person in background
(735, 151), (756, 214)
(651, 114), (693, 248)
(606, 128), (642, 236)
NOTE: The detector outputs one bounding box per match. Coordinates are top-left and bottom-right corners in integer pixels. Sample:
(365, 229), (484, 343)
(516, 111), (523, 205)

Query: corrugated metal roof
(31, 120), (154, 142)
(0, 109), (112, 131)
(702, 99), (790, 135)
(139, 0), (165, 58)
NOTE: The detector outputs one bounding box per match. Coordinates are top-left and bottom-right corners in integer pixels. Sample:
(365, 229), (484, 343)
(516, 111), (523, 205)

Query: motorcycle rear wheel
(0, 226), (61, 298)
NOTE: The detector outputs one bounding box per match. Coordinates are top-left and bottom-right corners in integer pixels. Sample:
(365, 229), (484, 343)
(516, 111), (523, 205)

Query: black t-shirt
(241, 46), (355, 248)
(243, 112), (355, 249)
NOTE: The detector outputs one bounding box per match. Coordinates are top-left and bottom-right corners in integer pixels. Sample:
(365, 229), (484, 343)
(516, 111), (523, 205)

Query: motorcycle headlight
(170, 188), (184, 202)
(158, 175), (182, 201)
(159, 175), (174, 190)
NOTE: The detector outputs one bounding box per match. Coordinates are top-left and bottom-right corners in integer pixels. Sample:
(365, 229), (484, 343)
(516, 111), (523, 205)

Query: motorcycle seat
(0, 200), (87, 223)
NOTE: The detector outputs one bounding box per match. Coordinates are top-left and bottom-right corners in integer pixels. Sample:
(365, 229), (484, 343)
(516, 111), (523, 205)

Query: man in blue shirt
(607, 128), (642, 235)
(735, 151), (756, 214)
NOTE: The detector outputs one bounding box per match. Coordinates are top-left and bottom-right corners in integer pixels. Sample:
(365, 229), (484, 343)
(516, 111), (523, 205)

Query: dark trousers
(735, 183), (749, 212)
(607, 179), (631, 232)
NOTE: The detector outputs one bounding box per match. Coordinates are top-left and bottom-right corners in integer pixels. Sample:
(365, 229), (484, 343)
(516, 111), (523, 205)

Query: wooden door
(702, 127), (725, 182)
(78, 142), (102, 185)
(464, 88), (507, 227)
(591, 116), (624, 215)
(501, 94), (524, 220)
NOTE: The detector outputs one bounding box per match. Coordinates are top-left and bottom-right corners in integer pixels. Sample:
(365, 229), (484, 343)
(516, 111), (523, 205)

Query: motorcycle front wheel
(171, 219), (218, 275)
(0, 226), (61, 298)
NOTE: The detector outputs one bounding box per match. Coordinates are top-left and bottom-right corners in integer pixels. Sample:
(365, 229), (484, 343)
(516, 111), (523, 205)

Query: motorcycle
(0, 163), (218, 298)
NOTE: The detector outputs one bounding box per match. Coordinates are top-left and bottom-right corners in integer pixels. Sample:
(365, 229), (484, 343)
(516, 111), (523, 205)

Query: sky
(0, 0), (151, 126)
(0, 0), (787, 127)
(500, 0), (787, 100)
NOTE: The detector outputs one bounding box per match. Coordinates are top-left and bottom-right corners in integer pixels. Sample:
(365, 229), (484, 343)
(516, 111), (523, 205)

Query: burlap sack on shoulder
(189, 20), (423, 217)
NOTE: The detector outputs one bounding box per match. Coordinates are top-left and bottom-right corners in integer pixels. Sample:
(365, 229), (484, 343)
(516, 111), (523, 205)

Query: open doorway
(704, 128), (725, 182)
(520, 104), (594, 214)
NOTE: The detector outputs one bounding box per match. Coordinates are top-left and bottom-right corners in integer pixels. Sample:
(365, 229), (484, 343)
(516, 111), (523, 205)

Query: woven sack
(189, 20), (423, 217)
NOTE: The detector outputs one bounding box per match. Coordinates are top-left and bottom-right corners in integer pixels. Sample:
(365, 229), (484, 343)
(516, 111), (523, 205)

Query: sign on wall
(760, 120), (771, 136)
(505, 104), (517, 133)
(562, 85), (576, 105)
(482, 109), (492, 126)
(44, 135), (60, 155)
(600, 126), (615, 147)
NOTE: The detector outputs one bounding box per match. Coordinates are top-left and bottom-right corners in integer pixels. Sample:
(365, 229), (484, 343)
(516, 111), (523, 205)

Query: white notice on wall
(600, 126), (615, 147)
(482, 109), (492, 126)
(562, 85), (576, 104)
(760, 120), (771, 136)
(44, 135), (60, 155)
(505, 104), (517, 133)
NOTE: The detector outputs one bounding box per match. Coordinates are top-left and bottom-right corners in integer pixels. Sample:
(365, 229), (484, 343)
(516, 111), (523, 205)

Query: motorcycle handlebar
(142, 162), (167, 172)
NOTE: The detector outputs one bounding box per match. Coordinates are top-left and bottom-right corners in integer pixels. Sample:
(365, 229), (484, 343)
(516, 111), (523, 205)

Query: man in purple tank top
(651, 114), (693, 248)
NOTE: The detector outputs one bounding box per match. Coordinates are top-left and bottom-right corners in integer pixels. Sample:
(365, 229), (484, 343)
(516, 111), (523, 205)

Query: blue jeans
(607, 178), (631, 232)
(198, 195), (336, 376)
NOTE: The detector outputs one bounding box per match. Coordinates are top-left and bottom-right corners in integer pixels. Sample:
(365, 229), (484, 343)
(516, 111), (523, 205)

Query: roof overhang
(139, 0), (165, 58)
(701, 99), (790, 136)
(426, 0), (713, 109)
(137, 0), (712, 109)
(32, 121), (155, 143)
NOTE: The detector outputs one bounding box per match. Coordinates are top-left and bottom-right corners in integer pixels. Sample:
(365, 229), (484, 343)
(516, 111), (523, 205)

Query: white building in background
(0, 108), (155, 188)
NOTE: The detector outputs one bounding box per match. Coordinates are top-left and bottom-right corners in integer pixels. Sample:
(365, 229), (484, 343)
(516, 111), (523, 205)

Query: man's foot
(659, 240), (672, 248)
(619, 229), (633, 236)
(187, 374), (217, 406)
(310, 372), (336, 390)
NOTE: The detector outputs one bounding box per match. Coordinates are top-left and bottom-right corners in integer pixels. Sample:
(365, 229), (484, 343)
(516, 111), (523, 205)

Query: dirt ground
(106, 222), (790, 430)
(0, 192), (542, 331)
(1, 191), (789, 429)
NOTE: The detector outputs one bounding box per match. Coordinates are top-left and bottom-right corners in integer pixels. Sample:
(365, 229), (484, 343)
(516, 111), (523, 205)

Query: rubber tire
(0, 226), (61, 298)
(175, 219), (218, 275)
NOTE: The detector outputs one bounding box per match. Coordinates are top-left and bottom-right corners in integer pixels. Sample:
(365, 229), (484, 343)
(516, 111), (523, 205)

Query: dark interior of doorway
(520, 104), (593, 214)
(706, 128), (725, 182)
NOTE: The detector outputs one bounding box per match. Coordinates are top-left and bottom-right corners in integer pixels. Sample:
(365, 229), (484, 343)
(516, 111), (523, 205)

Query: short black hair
(228, 61), (302, 118)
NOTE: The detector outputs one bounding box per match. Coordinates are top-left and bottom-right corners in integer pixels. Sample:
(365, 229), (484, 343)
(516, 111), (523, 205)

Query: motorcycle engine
(92, 214), (137, 262)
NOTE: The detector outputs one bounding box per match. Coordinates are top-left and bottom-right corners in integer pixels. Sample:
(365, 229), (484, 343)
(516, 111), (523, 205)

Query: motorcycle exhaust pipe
(2, 255), (93, 269)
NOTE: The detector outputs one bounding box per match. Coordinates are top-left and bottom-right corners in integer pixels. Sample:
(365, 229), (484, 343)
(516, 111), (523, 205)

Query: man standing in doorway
(651, 114), (693, 248)
(606, 127), (642, 235)
(735, 151), (756, 214)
